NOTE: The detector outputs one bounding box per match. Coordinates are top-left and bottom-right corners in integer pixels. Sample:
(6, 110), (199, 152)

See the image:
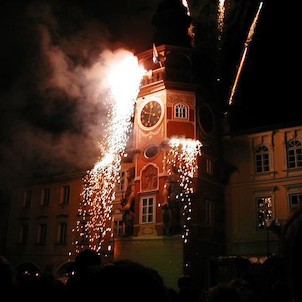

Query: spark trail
(181, 0), (195, 45)
(218, 0), (226, 42)
(164, 137), (202, 244)
(228, 1), (264, 106)
(72, 50), (145, 254)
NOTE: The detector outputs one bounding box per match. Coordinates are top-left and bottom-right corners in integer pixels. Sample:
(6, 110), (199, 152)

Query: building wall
(114, 236), (183, 290)
(6, 172), (84, 274)
(223, 126), (302, 257)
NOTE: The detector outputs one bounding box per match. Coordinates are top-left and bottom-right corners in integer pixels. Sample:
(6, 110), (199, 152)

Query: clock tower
(113, 0), (226, 291)
(113, 39), (208, 288)
(132, 44), (197, 237)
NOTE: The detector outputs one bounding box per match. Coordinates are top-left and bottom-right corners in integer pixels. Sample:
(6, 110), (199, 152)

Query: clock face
(140, 100), (162, 128)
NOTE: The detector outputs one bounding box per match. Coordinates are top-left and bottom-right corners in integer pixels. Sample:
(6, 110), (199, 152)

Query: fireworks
(217, 0), (226, 41)
(228, 1), (264, 106)
(165, 137), (202, 243)
(72, 50), (145, 254)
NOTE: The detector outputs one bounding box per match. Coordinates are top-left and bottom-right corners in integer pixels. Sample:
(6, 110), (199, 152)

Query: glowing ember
(164, 137), (202, 243)
(72, 49), (145, 254)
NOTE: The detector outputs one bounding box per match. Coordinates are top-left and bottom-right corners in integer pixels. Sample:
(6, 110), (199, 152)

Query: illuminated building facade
(3, 0), (302, 294)
(5, 43), (302, 292)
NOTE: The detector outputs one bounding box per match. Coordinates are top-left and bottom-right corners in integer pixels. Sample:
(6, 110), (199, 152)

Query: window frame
(23, 190), (32, 208)
(113, 219), (124, 237)
(255, 144), (270, 173)
(205, 199), (214, 227)
(174, 103), (189, 120)
(139, 194), (156, 224)
(56, 222), (67, 244)
(18, 224), (29, 245)
(41, 187), (50, 206)
(60, 185), (70, 205)
(287, 139), (302, 169)
(289, 192), (302, 213)
(115, 170), (126, 192)
(36, 223), (47, 245)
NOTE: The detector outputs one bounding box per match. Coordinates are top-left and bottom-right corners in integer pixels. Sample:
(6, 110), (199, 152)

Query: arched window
(255, 145), (270, 173)
(174, 103), (188, 119)
(287, 139), (302, 169)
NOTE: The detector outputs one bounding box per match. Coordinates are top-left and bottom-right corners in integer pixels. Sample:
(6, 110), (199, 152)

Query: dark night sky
(0, 0), (298, 192)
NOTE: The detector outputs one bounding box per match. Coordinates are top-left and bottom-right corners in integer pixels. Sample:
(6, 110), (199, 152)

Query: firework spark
(72, 50), (145, 254)
(218, 0), (226, 41)
(181, 0), (195, 45)
(164, 137), (202, 244)
(228, 1), (264, 106)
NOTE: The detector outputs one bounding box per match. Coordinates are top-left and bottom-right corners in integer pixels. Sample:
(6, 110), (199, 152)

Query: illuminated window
(113, 219), (124, 237)
(256, 196), (273, 230)
(18, 224), (28, 244)
(289, 193), (302, 213)
(287, 139), (302, 169)
(255, 145), (270, 173)
(115, 171), (126, 192)
(41, 188), (50, 206)
(57, 223), (67, 244)
(23, 190), (32, 208)
(140, 195), (155, 224)
(174, 103), (188, 119)
(37, 223), (47, 244)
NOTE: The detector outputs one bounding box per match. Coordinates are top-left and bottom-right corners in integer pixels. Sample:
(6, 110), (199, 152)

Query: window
(23, 190), (32, 208)
(144, 145), (160, 159)
(289, 193), (302, 213)
(255, 145), (270, 173)
(174, 103), (188, 119)
(37, 224), (47, 244)
(206, 159), (214, 175)
(287, 139), (302, 169)
(41, 188), (50, 206)
(256, 196), (273, 229)
(61, 185), (70, 205)
(78, 222), (89, 245)
(113, 219), (124, 237)
(205, 199), (214, 226)
(140, 195), (155, 224)
(115, 171), (126, 192)
(56, 223), (67, 244)
(18, 224), (28, 244)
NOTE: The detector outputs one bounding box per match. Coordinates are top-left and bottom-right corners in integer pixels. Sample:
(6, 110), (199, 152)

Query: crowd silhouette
(0, 245), (299, 302)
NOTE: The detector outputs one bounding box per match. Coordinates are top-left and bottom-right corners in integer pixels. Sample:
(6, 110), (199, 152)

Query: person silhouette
(95, 259), (170, 302)
(65, 248), (102, 296)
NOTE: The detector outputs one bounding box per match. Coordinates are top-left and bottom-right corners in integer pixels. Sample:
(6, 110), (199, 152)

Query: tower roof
(152, 0), (192, 48)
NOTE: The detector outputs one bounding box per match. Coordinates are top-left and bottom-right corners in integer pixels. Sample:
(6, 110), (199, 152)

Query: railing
(140, 67), (165, 87)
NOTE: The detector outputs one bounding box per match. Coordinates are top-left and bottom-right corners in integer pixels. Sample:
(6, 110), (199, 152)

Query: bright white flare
(72, 50), (145, 254)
